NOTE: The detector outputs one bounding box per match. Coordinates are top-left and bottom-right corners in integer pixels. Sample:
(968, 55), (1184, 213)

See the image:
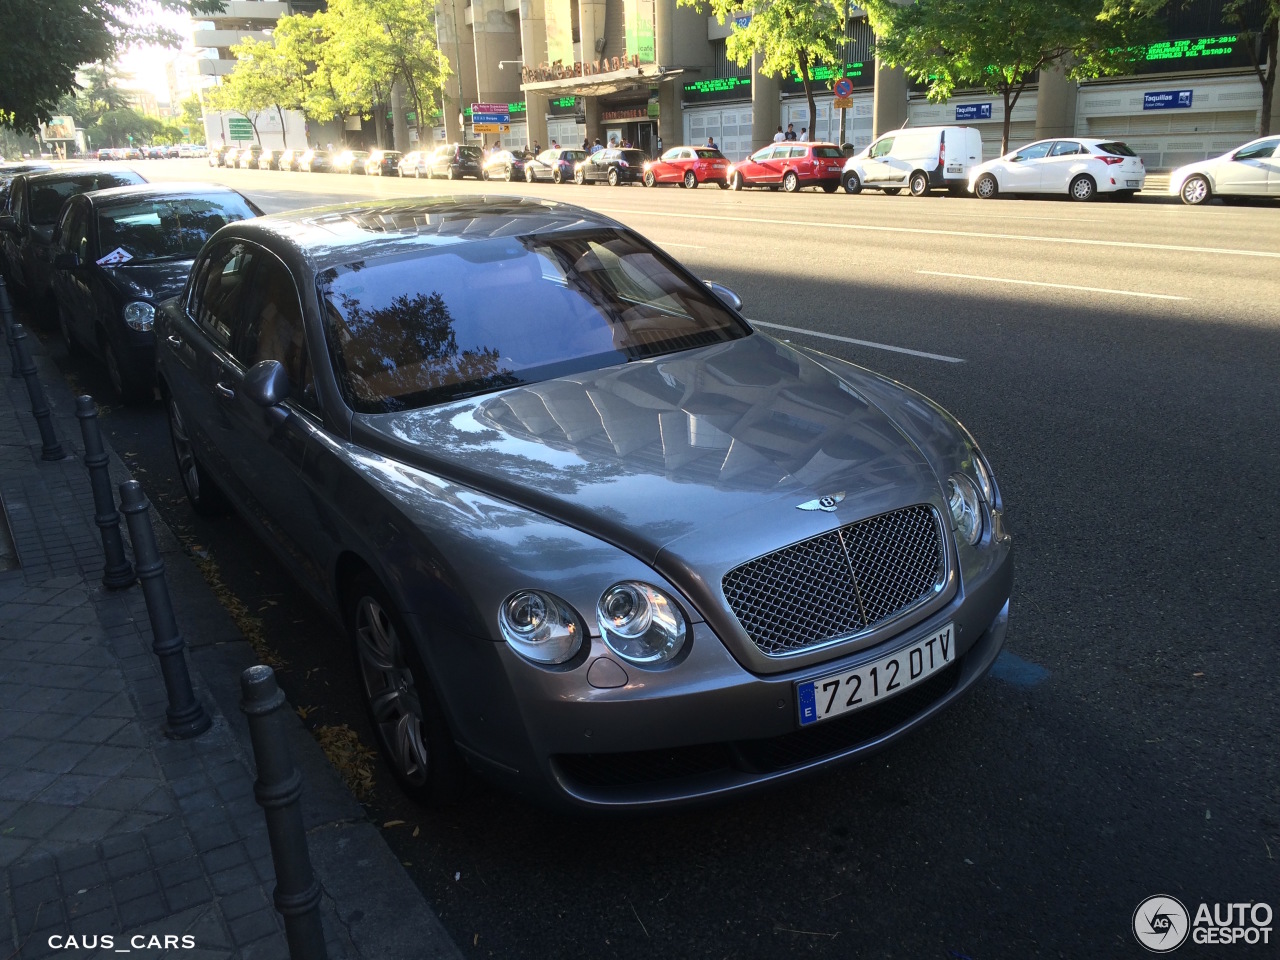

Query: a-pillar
(751, 52), (780, 151)
(872, 57), (907, 137)
(519, 0), (550, 150)
(1036, 63), (1078, 140)
(654, 0), (682, 148)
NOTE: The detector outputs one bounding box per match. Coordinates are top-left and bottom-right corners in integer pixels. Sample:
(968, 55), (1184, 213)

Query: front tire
(346, 574), (466, 805)
(782, 171), (799, 193)
(104, 336), (150, 404)
(446, 167), (456, 181)
(683, 170), (697, 189)
(1069, 174), (1096, 202)
(908, 171), (930, 197)
(574, 168), (586, 185)
(553, 168), (563, 184)
(843, 172), (862, 195)
(167, 396), (228, 516)
(525, 166), (536, 183)
(974, 173), (998, 200)
(1180, 175), (1211, 206)
(732, 172), (744, 191)
(644, 170), (656, 188)
(608, 168), (620, 186)
(57, 301), (83, 356)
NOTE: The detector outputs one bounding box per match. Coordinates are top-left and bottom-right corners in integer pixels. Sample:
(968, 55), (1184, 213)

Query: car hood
(354, 334), (943, 567)
(102, 259), (194, 300)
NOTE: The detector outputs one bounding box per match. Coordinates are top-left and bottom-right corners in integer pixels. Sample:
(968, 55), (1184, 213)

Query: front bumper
(443, 543), (1012, 812)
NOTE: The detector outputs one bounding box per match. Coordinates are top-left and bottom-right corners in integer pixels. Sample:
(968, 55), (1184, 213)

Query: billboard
(545, 0), (574, 66)
(625, 0), (656, 64)
(41, 115), (76, 140)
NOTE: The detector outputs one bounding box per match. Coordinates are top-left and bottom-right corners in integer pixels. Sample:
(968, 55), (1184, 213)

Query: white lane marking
(917, 270), (1189, 301)
(750, 320), (965, 364)
(658, 241), (706, 249)
(595, 207), (1280, 260)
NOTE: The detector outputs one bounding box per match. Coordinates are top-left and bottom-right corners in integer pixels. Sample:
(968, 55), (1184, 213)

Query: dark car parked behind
(51, 182), (262, 401)
(428, 144), (483, 180)
(524, 148), (587, 184)
(481, 150), (528, 182)
(0, 167), (147, 307)
(574, 148), (647, 186)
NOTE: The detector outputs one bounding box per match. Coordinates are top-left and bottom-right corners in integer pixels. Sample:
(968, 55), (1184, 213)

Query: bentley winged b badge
(796, 492), (846, 513)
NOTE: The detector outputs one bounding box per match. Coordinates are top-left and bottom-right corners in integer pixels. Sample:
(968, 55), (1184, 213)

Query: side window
(1014, 142), (1054, 162)
(190, 241), (258, 347)
(231, 256), (317, 412)
(661, 148), (680, 162)
(61, 204), (90, 262)
(750, 147), (773, 162)
(1048, 141), (1082, 157)
(870, 138), (893, 158)
(1235, 139), (1280, 160)
(789, 146), (807, 159)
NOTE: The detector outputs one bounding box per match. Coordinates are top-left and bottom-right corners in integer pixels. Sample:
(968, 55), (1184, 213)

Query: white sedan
(969, 138), (1146, 201)
(1169, 136), (1280, 205)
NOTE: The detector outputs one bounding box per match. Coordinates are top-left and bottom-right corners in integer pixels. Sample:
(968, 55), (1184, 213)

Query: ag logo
(1134, 895), (1190, 953)
(797, 492), (845, 513)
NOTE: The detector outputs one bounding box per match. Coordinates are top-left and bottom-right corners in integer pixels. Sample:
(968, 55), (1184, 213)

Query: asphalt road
(30, 159), (1280, 958)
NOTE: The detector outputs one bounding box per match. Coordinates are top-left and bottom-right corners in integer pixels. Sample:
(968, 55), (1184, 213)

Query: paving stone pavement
(1, 308), (460, 959)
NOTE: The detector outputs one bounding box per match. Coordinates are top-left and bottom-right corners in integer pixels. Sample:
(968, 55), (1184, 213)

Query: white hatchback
(1169, 136), (1280, 204)
(969, 138), (1146, 201)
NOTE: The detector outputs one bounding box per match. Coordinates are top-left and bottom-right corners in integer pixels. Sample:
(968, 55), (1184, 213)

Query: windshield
(96, 194), (258, 263)
(30, 173), (143, 225)
(318, 229), (751, 412)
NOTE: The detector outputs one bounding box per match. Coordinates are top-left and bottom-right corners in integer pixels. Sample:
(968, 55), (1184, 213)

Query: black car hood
(355, 334), (939, 563)
(102, 259), (194, 300)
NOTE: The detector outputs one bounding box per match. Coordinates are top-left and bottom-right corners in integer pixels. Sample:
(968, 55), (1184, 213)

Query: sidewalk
(0, 321), (461, 958)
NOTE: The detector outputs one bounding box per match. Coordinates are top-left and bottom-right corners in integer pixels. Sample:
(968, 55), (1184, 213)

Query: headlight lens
(947, 473), (984, 546)
(498, 590), (584, 665)
(122, 301), (155, 331)
(970, 454), (994, 503)
(597, 581), (688, 665)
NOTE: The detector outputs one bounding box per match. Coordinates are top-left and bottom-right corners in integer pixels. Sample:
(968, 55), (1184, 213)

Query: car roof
(219, 196), (625, 270)
(81, 182), (248, 207)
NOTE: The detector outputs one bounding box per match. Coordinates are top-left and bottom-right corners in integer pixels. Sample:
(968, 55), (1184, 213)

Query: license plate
(827, 165), (840, 172)
(797, 624), (955, 726)
(946, 165), (963, 173)
(1126, 179), (1140, 187)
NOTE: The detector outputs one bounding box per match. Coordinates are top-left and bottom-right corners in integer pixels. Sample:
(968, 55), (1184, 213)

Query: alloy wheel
(1181, 176), (1210, 205)
(354, 594), (429, 787)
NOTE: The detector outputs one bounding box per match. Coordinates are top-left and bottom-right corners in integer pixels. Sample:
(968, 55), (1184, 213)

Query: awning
(522, 65), (685, 98)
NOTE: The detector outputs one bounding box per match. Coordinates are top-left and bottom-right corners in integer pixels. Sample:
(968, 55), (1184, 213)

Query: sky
(115, 7), (200, 105)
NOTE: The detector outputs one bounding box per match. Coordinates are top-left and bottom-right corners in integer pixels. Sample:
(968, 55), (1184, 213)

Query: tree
(0, 0), (225, 132)
(861, 0), (1162, 152)
(1224, 0), (1279, 135)
(678, 0), (847, 145)
(212, 36), (304, 147)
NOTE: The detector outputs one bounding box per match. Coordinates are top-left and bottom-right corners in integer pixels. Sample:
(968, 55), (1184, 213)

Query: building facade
(435, 0), (1276, 170)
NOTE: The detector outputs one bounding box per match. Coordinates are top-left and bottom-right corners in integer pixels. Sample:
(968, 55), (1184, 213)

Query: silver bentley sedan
(155, 197), (1013, 811)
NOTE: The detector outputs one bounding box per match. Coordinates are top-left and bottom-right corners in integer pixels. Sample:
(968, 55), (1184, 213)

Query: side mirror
(0, 214), (19, 235)
(242, 359), (291, 409)
(54, 252), (79, 270)
(705, 281), (743, 313)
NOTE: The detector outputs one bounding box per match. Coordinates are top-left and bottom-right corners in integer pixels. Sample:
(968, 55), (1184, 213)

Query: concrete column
(473, 0), (523, 149)
(872, 57), (907, 137)
(520, 0), (550, 150)
(1036, 63), (1078, 140)
(751, 52), (781, 151)
(1269, 83), (1280, 137)
(438, 0), (478, 142)
(583, 97), (601, 146)
(391, 84), (409, 152)
(654, 0), (681, 147)
(579, 0), (606, 60)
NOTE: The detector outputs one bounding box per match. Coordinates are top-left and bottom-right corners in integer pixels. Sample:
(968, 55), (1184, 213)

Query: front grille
(554, 664), (959, 791)
(722, 505), (945, 656)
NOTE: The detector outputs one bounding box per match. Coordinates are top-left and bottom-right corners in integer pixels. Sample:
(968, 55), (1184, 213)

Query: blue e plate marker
(990, 651), (1049, 688)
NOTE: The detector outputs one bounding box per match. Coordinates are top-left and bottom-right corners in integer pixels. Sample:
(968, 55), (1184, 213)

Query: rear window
(30, 173), (145, 225)
(694, 149), (724, 159)
(317, 229), (750, 412)
(96, 194), (258, 263)
(813, 146), (843, 158)
(459, 147), (482, 160)
(620, 150), (646, 165)
(1097, 141), (1136, 157)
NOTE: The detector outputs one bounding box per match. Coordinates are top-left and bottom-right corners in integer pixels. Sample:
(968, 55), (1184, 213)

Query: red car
(643, 146), (731, 189)
(728, 142), (845, 193)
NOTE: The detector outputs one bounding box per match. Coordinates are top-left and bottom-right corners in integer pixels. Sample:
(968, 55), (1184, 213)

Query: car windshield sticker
(97, 247), (133, 266)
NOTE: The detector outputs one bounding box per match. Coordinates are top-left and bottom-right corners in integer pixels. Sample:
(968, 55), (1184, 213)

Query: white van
(842, 126), (984, 196)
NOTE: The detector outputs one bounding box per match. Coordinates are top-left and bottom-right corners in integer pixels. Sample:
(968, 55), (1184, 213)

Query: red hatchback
(729, 142), (845, 193)
(643, 146), (731, 189)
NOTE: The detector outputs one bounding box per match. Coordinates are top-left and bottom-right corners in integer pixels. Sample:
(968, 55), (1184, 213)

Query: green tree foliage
(678, 0), (847, 143)
(1223, 0), (1278, 135)
(209, 36), (303, 147)
(0, 0), (224, 132)
(861, 0), (1161, 152)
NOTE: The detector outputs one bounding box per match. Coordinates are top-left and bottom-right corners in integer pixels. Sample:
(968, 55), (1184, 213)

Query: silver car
(155, 197), (1013, 811)
(1169, 135), (1280, 205)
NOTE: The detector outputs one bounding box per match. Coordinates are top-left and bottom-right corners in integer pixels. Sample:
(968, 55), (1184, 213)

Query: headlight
(498, 590), (584, 665)
(947, 473), (983, 546)
(597, 582), (687, 665)
(970, 454), (994, 503)
(122, 301), (155, 332)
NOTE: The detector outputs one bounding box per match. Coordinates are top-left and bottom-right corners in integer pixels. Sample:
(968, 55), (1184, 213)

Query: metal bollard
(0, 275), (19, 376)
(11, 322), (67, 460)
(118, 480), (211, 739)
(241, 665), (328, 960)
(76, 396), (135, 589)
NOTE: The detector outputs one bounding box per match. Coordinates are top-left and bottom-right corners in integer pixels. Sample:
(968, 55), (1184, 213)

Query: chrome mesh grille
(722, 505), (945, 656)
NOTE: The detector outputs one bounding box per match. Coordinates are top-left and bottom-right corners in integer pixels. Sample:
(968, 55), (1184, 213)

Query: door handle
(214, 381), (236, 400)
(166, 335), (182, 348)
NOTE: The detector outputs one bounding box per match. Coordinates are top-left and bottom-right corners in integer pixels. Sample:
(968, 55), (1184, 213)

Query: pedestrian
(799, 127), (808, 141)
(784, 124), (797, 141)
(705, 136), (718, 150)
(551, 139), (559, 149)
(583, 137), (590, 151)
(773, 126), (784, 143)
(591, 138), (603, 154)
(532, 141), (541, 154)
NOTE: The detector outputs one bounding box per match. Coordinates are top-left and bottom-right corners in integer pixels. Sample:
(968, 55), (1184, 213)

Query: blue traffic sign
(471, 112), (509, 124)
(833, 77), (854, 98)
(1143, 90), (1193, 110)
(955, 103), (992, 121)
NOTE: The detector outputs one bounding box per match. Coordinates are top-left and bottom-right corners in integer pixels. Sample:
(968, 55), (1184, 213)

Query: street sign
(227, 117), (253, 141)
(833, 77), (854, 99)
(955, 103), (992, 121)
(471, 112), (509, 124)
(472, 123), (511, 134)
(472, 102), (507, 115)
(833, 97), (854, 109)
(1143, 90), (1193, 110)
